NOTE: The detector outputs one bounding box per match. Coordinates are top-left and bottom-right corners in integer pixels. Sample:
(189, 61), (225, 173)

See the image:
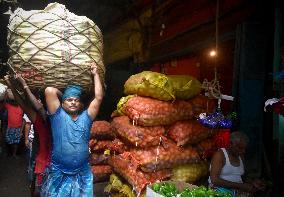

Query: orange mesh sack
(129, 138), (200, 172)
(196, 138), (217, 159)
(91, 165), (113, 183)
(92, 138), (127, 154)
(7, 3), (104, 91)
(89, 153), (109, 165)
(120, 96), (195, 126)
(189, 95), (216, 115)
(108, 153), (172, 196)
(111, 116), (165, 148)
(124, 71), (175, 101)
(91, 121), (115, 140)
(168, 120), (215, 146)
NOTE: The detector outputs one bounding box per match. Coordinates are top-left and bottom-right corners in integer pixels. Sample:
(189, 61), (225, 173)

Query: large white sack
(7, 3), (104, 91)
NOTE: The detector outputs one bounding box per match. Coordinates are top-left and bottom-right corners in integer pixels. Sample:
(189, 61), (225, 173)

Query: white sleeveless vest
(209, 148), (244, 184)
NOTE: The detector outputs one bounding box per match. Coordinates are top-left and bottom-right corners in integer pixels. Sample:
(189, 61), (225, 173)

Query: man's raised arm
(45, 87), (61, 114)
(87, 63), (104, 120)
(15, 74), (47, 121)
(4, 75), (36, 122)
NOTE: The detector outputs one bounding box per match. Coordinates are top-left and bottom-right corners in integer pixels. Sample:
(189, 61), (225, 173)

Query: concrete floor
(0, 153), (30, 197)
(0, 152), (109, 197)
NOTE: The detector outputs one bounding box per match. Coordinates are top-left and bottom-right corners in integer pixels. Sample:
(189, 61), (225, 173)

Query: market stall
(88, 71), (232, 197)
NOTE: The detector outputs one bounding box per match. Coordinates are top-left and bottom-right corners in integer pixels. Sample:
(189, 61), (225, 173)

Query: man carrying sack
(41, 63), (104, 196)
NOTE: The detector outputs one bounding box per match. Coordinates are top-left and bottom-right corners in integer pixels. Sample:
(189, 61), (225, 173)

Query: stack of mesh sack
(105, 71), (226, 196)
(89, 120), (126, 183)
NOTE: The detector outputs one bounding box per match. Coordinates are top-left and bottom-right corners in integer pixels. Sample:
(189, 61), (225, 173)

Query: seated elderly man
(41, 64), (104, 196)
(209, 131), (265, 197)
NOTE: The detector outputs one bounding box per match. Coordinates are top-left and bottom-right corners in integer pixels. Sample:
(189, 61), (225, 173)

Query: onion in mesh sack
(91, 165), (113, 183)
(116, 95), (215, 127)
(108, 153), (172, 196)
(111, 116), (165, 148)
(89, 153), (109, 165)
(121, 96), (195, 126)
(91, 138), (127, 154)
(91, 120), (115, 140)
(129, 138), (200, 172)
(168, 120), (216, 146)
(196, 137), (218, 159)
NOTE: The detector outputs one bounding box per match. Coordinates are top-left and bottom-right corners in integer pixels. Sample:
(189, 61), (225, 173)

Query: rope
(202, 0), (221, 100)
(202, 68), (221, 99)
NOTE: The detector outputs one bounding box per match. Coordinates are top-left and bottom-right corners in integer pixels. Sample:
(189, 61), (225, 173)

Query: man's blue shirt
(48, 107), (92, 174)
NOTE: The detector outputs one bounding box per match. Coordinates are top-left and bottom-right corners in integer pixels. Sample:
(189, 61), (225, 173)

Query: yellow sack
(116, 95), (135, 116)
(104, 174), (136, 197)
(124, 71), (175, 101)
(168, 75), (202, 100)
(171, 162), (209, 183)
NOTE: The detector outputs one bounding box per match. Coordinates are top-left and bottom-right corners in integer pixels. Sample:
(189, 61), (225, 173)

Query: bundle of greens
(151, 182), (178, 197)
(151, 183), (233, 197)
(180, 186), (233, 197)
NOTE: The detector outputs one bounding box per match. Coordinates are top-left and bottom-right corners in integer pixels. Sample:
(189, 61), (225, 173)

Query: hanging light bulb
(209, 50), (217, 57)
(3, 6), (13, 15)
(2, 0), (18, 15)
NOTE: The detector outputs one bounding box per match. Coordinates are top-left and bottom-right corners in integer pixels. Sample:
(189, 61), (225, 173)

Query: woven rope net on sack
(7, 2), (105, 91)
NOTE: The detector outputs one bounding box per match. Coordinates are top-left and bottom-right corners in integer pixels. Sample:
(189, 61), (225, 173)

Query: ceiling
(1, 0), (151, 33)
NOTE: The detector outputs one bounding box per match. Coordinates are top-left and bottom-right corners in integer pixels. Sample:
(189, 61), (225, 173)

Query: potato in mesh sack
(91, 138), (127, 154)
(119, 96), (195, 126)
(168, 75), (202, 99)
(196, 137), (218, 159)
(171, 162), (209, 183)
(168, 120), (215, 146)
(189, 95), (216, 115)
(91, 165), (113, 183)
(111, 116), (165, 148)
(91, 120), (115, 140)
(124, 71), (175, 101)
(89, 139), (97, 151)
(89, 153), (109, 165)
(108, 153), (172, 196)
(129, 138), (200, 172)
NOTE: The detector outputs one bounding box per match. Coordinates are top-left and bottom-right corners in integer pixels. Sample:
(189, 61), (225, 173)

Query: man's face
(231, 139), (247, 156)
(62, 97), (81, 115)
